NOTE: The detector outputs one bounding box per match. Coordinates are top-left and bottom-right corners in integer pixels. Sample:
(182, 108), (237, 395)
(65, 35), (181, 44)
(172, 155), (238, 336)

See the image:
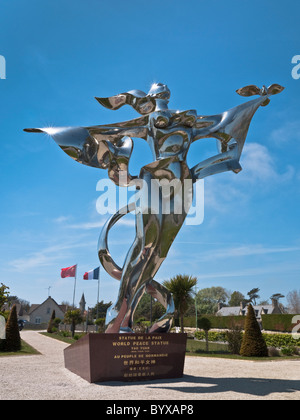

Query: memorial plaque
(64, 333), (187, 383)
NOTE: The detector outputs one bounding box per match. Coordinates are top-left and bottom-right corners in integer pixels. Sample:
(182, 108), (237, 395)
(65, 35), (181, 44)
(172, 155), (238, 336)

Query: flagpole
(96, 276), (100, 320)
(72, 265), (77, 308)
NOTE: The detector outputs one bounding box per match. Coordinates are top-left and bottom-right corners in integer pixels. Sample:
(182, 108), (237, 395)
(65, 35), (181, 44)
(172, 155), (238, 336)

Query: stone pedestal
(64, 333), (187, 383)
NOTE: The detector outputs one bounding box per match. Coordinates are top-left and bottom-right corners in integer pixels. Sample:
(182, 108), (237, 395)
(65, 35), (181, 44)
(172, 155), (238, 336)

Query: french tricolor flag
(83, 267), (100, 280)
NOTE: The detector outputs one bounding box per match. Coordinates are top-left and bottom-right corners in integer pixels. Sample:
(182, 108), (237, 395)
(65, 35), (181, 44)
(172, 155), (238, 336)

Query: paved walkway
(0, 330), (299, 400)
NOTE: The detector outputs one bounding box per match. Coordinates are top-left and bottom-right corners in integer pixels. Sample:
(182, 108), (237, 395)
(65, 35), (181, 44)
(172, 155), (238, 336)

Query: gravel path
(0, 330), (299, 400)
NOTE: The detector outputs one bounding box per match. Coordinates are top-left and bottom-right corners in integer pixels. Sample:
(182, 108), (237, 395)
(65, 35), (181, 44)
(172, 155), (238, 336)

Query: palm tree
(64, 309), (83, 338)
(163, 275), (197, 333)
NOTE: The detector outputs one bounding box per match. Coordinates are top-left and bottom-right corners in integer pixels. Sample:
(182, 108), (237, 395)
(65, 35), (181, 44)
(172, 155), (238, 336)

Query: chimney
(271, 297), (280, 314)
(217, 302), (223, 311)
(240, 300), (246, 310)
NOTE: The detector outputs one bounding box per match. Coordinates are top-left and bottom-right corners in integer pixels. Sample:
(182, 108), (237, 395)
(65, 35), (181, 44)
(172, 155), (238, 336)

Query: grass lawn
(0, 340), (40, 357)
(40, 331), (82, 344)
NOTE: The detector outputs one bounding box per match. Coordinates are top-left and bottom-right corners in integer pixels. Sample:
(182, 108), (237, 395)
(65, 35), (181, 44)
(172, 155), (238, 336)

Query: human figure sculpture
(25, 82), (283, 333)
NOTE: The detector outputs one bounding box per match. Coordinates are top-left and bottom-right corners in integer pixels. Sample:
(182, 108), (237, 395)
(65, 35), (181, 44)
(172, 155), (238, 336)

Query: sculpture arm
(190, 89), (283, 182)
(190, 142), (242, 181)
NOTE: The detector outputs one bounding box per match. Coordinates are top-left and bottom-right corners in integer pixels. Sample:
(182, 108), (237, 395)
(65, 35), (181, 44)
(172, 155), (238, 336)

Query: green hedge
(262, 333), (300, 348)
(194, 331), (300, 348)
(195, 331), (227, 342)
(183, 314), (300, 333)
(184, 316), (245, 329)
(261, 314), (300, 332)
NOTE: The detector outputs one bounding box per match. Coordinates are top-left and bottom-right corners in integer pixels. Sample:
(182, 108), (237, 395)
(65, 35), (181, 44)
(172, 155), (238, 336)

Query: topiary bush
(240, 304), (268, 357)
(4, 304), (21, 352)
(47, 310), (56, 333)
(198, 317), (212, 352)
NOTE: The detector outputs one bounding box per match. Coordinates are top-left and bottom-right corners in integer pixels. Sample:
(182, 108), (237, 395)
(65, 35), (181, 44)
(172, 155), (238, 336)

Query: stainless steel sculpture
(25, 82), (284, 333)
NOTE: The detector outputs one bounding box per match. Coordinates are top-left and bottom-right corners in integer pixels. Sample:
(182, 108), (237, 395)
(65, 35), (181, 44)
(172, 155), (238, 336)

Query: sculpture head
(147, 83), (171, 102)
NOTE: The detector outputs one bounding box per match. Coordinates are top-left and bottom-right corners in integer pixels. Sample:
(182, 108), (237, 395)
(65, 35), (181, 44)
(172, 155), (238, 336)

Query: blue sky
(0, 0), (299, 309)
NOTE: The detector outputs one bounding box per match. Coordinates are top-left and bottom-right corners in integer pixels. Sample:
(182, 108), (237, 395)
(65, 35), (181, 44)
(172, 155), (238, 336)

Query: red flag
(61, 264), (77, 278)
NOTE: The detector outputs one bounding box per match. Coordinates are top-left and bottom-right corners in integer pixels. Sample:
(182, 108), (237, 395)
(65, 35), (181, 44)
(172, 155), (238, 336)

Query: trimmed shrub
(4, 304), (21, 352)
(198, 317), (212, 352)
(47, 310), (56, 333)
(226, 323), (243, 355)
(240, 304), (268, 357)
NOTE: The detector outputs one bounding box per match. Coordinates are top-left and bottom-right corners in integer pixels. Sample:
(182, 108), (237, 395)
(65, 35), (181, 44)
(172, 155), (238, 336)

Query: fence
(59, 323), (98, 333)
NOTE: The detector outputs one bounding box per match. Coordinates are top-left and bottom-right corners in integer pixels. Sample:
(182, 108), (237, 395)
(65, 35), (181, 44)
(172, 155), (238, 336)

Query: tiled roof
(217, 304), (275, 318)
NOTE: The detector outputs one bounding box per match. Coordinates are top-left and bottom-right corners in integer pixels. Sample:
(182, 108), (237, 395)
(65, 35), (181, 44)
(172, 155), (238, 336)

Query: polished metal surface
(25, 82), (283, 333)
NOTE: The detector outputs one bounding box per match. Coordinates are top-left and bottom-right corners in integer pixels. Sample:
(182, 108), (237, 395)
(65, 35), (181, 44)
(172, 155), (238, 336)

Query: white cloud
(53, 215), (71, 223)
(8, 242), (94, 272)
(240, 143), (294, 182)
(202, 142), (295, 214)
(270, 120), (300, 145)
(198, 244), (300, 262)
(195, 260), (300, 281)
(67, 217), (135, 230)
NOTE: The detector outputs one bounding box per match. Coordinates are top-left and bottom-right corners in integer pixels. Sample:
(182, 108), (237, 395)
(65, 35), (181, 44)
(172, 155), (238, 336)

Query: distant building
(2, 303), (29, 321)
(26, 297), (67, 325)
(216, 297), (282, 320)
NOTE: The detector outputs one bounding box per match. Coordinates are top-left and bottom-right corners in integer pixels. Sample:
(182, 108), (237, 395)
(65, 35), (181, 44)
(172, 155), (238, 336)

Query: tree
(286, 290), (300, 314)
(247, 288), (260, 305)
(91, 300), (112, 320)
(0, 283), (10, 315)
(196, 287), (229, 314)
(163, 275), (197, 333)
(134, 294), (165, 323)
(228, 291), (245, 307)
(198, 317), (211, 352)
(64, 309), (83, 338)
(4, 304), (21, 352)
(240, 304), (268, 357)
(7, 296), (30, 313)
(47, 310), (56, 333)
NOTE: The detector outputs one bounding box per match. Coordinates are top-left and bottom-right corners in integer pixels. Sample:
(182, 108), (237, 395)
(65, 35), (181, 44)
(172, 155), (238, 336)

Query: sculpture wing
(24, 115), (149, 187)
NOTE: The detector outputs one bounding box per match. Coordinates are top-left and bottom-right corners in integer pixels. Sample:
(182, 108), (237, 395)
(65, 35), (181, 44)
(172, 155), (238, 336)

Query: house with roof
(216, 296), (282, 320)
(27, 296), (67, 325)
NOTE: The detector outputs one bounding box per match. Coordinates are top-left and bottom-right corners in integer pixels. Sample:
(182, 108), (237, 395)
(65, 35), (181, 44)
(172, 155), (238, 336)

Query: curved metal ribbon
(98, 202), (136, 280)
(97, 202), (175, 332)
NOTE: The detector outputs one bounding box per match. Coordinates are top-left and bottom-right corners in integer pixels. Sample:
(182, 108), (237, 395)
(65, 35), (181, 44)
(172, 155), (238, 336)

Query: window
(47, 307), (51, 315)
(35, 317), (41, 324)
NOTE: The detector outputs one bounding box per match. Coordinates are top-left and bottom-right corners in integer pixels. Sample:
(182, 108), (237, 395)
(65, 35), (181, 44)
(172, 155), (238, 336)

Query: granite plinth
(64, 332), (187, 383)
